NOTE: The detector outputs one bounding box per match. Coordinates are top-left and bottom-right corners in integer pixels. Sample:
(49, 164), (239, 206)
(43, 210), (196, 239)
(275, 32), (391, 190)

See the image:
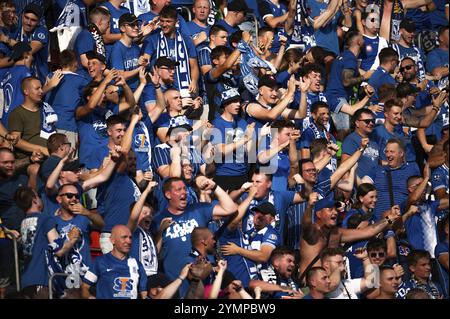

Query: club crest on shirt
(113, 277), (134, 297)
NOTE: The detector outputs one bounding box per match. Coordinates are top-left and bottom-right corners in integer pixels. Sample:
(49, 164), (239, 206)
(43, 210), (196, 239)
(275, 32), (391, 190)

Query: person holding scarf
(74, 7), (110, 79)
(141, 5), (200, 97)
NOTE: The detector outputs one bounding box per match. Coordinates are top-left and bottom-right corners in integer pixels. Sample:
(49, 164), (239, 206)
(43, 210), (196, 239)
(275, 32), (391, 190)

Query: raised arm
(311, 0), (340, 30)
(228, 186), (257, 231)
(127, 181), (158, 233)
(208, 260), (227, 299)
(285, 0), (298, 35)
(330, 138), (368, 189)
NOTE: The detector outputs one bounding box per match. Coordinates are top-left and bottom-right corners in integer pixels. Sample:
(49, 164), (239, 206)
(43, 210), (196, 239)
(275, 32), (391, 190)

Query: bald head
(191, 227), (216, 254)
(111, 225), (132, 256)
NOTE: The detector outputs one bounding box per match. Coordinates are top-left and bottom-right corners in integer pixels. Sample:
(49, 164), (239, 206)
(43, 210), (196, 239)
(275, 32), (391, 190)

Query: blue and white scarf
(237, 40), (272, 96)
(40, 102), (58, 139)
(156, 30), (191, 93)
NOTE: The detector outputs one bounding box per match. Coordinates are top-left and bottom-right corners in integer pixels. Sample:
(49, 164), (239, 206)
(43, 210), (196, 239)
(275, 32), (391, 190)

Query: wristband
(177, 276), (185, 281)
(211, 183), (218, 192)
(432, 107), (440, 112)
(384, 230), (395, 239)
(154, 84), (161, 89)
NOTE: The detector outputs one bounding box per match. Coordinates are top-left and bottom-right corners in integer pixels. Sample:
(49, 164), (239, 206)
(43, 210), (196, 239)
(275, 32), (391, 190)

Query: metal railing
(178, 6), (192, 22)
(12, 237), (20, 292)
(48, 273), (69, 299)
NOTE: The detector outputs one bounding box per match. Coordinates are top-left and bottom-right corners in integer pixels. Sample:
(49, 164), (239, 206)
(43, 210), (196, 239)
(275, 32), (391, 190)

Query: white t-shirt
(326, 278), (362, 299)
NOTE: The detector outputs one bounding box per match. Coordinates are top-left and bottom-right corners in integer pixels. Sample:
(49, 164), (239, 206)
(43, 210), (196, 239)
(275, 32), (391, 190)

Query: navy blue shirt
(368, 66), (397, 104)
(342, 132), (380, 179)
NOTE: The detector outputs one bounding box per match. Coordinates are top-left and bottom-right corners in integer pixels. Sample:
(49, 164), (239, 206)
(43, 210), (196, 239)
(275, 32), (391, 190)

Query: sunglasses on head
(59, 193), (80, 200)
(358, 118), (375, 125)
(400, 65), (414, 72)
(369, 252), (385, 258)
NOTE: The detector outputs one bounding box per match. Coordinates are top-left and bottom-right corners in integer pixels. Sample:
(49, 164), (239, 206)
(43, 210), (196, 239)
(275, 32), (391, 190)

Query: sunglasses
(369, 252), (385, 258)
(59, 193), (80, 200)
(358, 119), (375, 125)
(400, 65), (414, 72)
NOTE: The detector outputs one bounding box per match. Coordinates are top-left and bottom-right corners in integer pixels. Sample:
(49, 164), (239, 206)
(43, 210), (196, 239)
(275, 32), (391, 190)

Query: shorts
(327, 96), (349, 114)
(99, 232), (113, 254)
(331, 111), (350, 131)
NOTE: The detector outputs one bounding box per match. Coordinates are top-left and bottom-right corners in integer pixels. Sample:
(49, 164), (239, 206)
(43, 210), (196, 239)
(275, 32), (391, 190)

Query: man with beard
(50, 183), (104, 298)
(17, 186), (80, 299)
(248, 247), (303, 299)
(151, 175), (237, 296)
(342, 109), (380, 184)
(391, 19), (426, 81)
(298, 199), (401, 280)
(81, 224), (148, 299)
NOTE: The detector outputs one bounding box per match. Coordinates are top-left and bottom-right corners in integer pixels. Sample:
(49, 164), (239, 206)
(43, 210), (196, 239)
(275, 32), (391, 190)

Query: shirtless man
(298, 197), (401, 280)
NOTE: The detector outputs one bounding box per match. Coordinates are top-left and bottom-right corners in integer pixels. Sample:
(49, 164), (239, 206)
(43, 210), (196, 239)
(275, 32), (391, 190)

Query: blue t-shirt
(54, 213), (93, 270)
(360, 35), (382, 71)
(0, 65), (32, 128)
(372, 124), (416, 163)
(73, 28), (96, 78)
(342, 208), (376, 229)
(185, 21), (210, 44)
(101, 1), (130, 60)
(426, 48), (449, 90)
(307, 0), (341, 55)
(45, 72), (89, 131)
(211, 115), (250, 176)
(20, 212), (57, 288)
(215, 19), (239, 37)
(292, 92), (328, 132)
(83, 252), (147, 299)
(241, 190), (295, 244)
(152, 142), (204, 182)
(151, 203), (214, 280)
(342, 132), (380, 179)
(77, 103), (119, 168)
(11, 23), (49, 83)
(0, 174), (28, 230)
(243, 224), (280, 272)
(405, 8), (431, 32)
(132, 120), (153, 172)
(402, 200), (443, 256)
(219, 226), (257, 288)
(368, 66), (397, 104)
(391, 43), (426, 81)
(96, 170), (141, 232)
(434, 239), (449, 298)
(429, 0), (448, 30)
(109, 40), (141, 90)
(373, 163), (420, 220)
(326, 50), (359, 108)
(431, 164), (449, 195)
(259, 0), (288, 53)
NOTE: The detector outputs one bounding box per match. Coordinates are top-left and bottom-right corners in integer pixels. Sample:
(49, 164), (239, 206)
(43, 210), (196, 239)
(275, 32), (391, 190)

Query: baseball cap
(396, 82), (420, 98)
(399, 19), (416, 33)
(221, 88), (241, 106)
(86, 50), (107, 64)
(258, 74), (278, 89)
(23, 3), (43, 19)
(8, 42), (31, 62)
(313, 198), (335, 214)
(155, 56), (180, 69)
(250, 202), (276, 216)
(228, 1), (253, 13)
(118, 13), (140, 27)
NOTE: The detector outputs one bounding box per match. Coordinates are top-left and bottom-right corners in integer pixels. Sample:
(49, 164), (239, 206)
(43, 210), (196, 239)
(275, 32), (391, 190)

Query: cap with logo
(155, 56), (180, 69)
(221, 88), (241, 106)
(250, 202), (277, 216)
(258, 74), (278, 89)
